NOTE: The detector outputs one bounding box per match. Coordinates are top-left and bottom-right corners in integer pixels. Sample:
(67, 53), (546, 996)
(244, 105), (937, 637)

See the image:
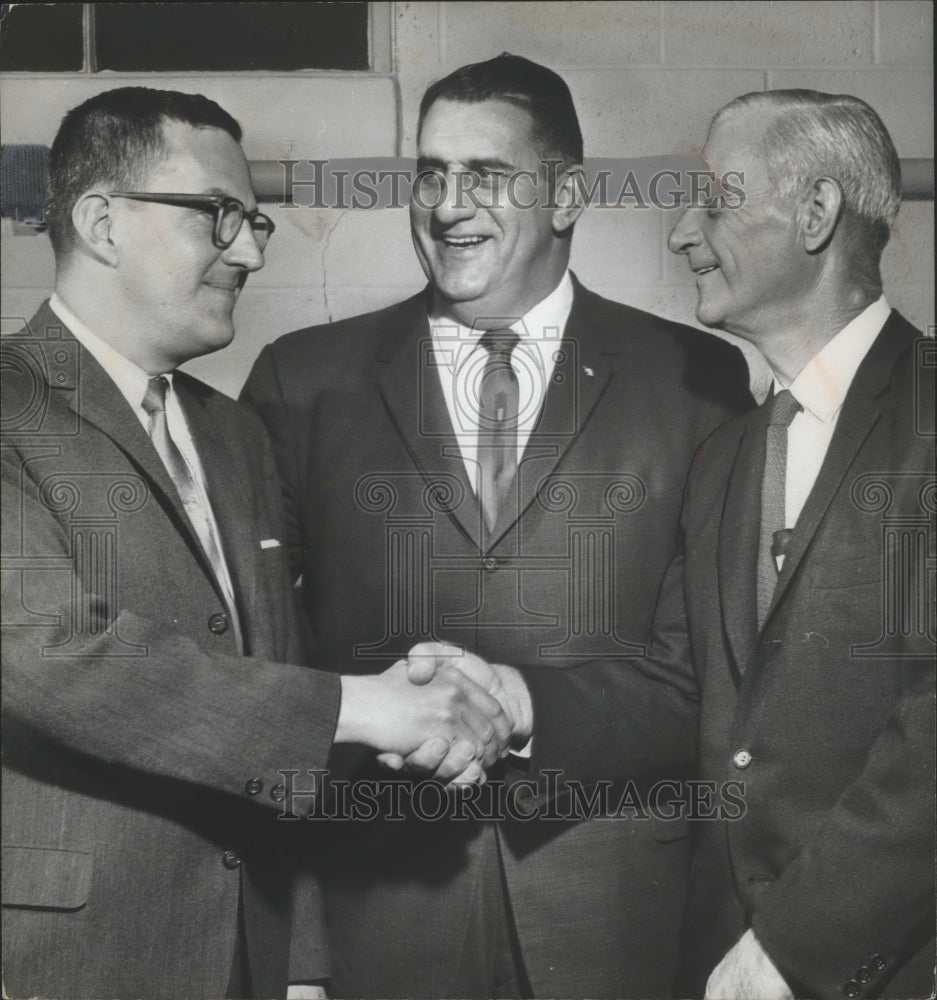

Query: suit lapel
(718, 406), (768, 675)
(174, 376), (260, 633)
(763, 312), (914, 627)
(60, 332), (208, 561)
(375, 294), (484, 547)
(28, 306), (230, 607)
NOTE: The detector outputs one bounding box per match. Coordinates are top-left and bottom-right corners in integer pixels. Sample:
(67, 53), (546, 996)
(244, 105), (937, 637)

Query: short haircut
(713, 89), (901, 261)
(418, 53), (584, 168)
(47, 86), (242, 258)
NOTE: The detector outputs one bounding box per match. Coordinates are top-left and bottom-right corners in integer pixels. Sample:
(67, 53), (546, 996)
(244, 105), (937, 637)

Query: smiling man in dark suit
(0, 86), (513, 1000)
(242, 54), (752, 998)
(654, 90), (934, 999)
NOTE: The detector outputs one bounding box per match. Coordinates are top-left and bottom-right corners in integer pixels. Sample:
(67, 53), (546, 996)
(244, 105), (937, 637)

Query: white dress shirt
(429, 271), (574, 493)
(49, 293), (240, 626)
(765, 297), (890, 551)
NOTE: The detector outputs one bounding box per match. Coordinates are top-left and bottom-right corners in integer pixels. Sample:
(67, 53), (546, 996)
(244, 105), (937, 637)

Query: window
(0, 3), (385, 73)
(0, 4), (84, 72)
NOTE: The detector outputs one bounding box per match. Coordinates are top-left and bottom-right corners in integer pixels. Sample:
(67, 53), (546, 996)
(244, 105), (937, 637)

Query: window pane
(0, 4), (84, 71)
(95, 3), (369, 71)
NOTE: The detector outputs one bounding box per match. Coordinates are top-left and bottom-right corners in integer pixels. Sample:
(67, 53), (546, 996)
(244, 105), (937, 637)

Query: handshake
(336, 643), (534, 785)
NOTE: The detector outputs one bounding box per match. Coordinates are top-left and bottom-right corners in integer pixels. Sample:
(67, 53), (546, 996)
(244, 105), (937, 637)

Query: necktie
(142, 376), (241, 644)
(477, 329), (520, 534)
(757, 388), (802, 628)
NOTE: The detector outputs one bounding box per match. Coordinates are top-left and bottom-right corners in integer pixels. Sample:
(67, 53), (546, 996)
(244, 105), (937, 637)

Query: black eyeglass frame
(108, 192), (275, 250)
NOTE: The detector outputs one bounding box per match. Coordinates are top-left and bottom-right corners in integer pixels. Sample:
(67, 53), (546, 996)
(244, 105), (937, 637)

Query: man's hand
(376, 643), (534, 781)
(337, 659), (512, 771)
(705, 928), (794, 1000)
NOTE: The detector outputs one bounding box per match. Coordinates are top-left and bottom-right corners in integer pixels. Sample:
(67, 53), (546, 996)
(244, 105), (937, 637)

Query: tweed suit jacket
(241, 276), (753, 998)
(1, 303), (342, 999)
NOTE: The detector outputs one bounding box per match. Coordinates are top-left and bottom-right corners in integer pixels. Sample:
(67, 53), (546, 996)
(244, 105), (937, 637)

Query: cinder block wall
(1, 1), (932, 395)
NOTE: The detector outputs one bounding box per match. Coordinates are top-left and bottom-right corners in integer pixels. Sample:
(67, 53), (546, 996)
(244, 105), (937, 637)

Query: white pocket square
(260, 538), (281, 550)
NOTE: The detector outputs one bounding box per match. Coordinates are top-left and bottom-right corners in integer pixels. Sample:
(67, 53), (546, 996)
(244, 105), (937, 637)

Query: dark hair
(418, 53), (583, 167)
(713, 90), (900, 263)
(47, 86), (242, 257)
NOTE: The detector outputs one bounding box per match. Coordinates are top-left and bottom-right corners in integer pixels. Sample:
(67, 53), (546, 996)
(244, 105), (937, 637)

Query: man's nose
(433, 170), (479, 224)
(667, 208), (702, 256)
(222, 218), (265, 271)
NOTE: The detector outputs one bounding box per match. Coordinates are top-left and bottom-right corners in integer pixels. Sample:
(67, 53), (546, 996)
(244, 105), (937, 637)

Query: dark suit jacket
(1, 304), (342, 999)
(637, 311), (935, 999)
(241, 277), (753, 998)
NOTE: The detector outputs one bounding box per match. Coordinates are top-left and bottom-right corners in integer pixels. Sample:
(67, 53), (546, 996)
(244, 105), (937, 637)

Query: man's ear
(551, 165), (585, 234)
(801, 176), (843, 254)
(71, 192), (119, 266)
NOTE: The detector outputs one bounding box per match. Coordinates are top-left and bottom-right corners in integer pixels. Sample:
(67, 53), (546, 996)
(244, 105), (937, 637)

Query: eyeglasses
(108, 192), (275, 250)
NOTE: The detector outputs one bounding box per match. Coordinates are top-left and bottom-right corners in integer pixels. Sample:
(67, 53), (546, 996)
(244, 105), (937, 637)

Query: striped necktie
(142, 376), (242, 647)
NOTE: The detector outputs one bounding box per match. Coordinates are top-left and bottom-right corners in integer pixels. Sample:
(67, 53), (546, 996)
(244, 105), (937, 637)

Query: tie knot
(479, 328), (520, 359)
(142, 375), (170, 415)
(768, 388), (801, 428)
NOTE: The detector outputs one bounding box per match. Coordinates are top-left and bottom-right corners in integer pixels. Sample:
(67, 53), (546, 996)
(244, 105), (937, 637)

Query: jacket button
(269, 783), (286, 803)
(208, 612), (229, 634)
(733, 749), (752, 769)
(870, 955), (886, 971)
(244, 778), (263, 796)
(843, 981), (859, 998)
(482, 556), (499, 572)
(222, 850), (241, 870)
(856, 967), (872, 984)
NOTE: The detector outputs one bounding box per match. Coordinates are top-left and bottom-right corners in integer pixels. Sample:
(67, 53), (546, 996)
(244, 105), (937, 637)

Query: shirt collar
(769, 297), (891, 421)
(429, 270), (574, 362)
(49, 292), (170, 411)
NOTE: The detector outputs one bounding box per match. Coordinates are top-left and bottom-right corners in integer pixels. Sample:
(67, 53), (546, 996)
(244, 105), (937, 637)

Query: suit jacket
(1, 303), (342, 999)
(636, 311), (935, 999)
(241, 277), (753, 998)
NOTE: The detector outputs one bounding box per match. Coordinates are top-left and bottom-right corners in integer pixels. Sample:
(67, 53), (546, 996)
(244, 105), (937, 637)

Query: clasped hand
(368, 643), (533, 785)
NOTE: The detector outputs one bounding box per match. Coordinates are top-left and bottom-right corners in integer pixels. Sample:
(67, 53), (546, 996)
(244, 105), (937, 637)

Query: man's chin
(695, 298), (725, 331)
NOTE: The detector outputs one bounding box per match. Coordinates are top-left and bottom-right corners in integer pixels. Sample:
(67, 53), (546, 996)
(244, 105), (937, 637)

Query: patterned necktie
(757, 388), (802, 628)
(477, 329), (521, 534)
(142, 376), (242, 645)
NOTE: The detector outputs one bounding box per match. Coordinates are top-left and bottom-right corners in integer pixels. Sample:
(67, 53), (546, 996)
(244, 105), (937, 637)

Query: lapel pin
(583, 366), (594, 377)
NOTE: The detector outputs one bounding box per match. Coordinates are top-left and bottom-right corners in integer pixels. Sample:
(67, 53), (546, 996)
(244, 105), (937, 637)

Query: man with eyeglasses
(1, 86), (513, 999)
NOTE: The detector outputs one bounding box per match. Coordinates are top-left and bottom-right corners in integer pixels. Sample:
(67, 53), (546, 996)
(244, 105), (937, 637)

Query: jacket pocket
(2, 845), (93, 910)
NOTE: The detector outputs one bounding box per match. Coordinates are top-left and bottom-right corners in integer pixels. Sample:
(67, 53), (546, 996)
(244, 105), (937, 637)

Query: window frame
(0, 2), (393, 76)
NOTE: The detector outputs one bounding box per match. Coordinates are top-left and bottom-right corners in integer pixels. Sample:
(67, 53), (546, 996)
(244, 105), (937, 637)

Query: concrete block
(0, 76), (397, 159)
(0, 288), (48, 333)
(768, 68), (933, 156)
(566, 69), (766, 157)
(663, 1), (873, 67)
(876, 0), (933, 66)
(322, 207), (426, 287)
(328, 283), (428, 321)
(884, 201), (935, 311)
(885, 284), (935, 333)
(571, 205), (663, 287)
(0, 221), (54, 290)
(441, 2), (660, 69)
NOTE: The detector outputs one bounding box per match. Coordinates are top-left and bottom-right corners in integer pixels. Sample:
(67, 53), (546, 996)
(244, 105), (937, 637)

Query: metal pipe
(248, 158), (936, 201)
